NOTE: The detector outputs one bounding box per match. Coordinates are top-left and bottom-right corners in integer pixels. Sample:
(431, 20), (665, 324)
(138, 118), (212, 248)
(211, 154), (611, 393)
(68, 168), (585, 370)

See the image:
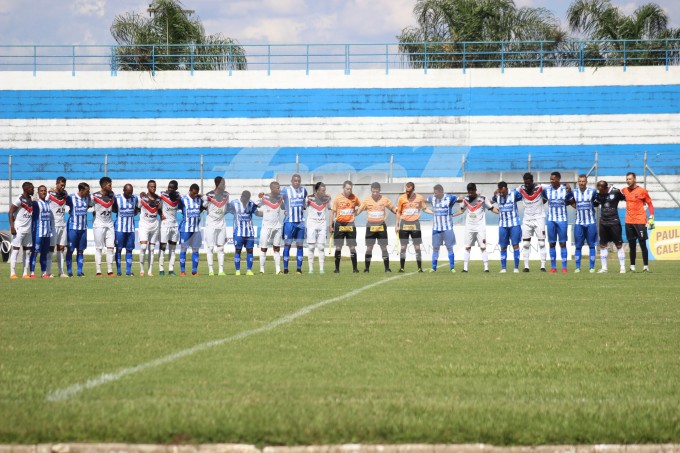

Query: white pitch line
(46, 273), (410, 402)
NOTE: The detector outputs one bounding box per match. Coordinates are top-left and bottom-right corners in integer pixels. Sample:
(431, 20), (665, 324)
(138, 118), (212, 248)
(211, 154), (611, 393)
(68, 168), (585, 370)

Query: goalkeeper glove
(647, 216), (655, 230)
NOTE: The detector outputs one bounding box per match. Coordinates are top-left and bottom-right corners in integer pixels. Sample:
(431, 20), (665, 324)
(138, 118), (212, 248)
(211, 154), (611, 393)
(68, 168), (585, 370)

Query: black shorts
(626, 223), (648, 242)
(333, 222), (357, 246)
(399, 221), (422, 244)
(599, 223), (623, 245)
(365, 223), (388, 244)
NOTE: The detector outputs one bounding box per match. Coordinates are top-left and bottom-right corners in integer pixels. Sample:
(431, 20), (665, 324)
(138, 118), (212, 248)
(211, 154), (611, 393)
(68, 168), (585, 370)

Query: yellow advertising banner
(650, 225), (680, 260)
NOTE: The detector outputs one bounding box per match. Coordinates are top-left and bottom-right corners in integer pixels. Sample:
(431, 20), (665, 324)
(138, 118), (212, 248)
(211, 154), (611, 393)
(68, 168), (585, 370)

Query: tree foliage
(110, 0), (246, 72)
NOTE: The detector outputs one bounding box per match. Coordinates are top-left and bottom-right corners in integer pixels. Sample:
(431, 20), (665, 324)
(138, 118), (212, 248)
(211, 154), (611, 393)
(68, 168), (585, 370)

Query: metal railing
(1, 39), (680, 75)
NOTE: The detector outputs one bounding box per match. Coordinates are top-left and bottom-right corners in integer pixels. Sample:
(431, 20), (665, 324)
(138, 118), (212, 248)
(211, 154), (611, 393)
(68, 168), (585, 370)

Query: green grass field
(1, 258), (679, 446)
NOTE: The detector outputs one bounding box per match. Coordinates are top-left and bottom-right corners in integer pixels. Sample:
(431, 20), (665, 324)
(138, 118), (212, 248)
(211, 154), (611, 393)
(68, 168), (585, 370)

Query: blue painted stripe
(2, 86), (680, 119)
(1, 144), (679, 180)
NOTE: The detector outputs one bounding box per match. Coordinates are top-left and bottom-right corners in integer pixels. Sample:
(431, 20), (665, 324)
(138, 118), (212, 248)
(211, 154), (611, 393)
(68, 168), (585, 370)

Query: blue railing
(1, 39), (679, 75)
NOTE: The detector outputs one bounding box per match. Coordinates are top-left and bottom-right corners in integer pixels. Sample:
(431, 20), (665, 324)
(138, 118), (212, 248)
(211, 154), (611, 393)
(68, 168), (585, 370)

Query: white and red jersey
(11, 195), (34, 233)
(517, 185), (546, 221)
(258, 194), (284, 228)
(461, 196), (493, 230)
(92, 191), (115, 228)
(138, 193), (161, 230)
(48, 190), (68, 228)
(306, 195), (331, 228)
(203, 190), (229, 229)
(160, 190), (181, 228)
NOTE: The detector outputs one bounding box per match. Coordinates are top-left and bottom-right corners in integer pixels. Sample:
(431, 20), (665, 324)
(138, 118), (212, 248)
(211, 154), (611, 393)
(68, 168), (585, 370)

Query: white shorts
(12, 230), (32, 248)
(464, 229), (487, 248)
(161, 226), (180, 244)
(306, 225), (327, 245)
(259, 226), (283, 248)
(204, 226), (226, 248)
(94, 227), (115, 248)
(50, 226), (68, 247)
(138, 226), (160, 244)
(522, 218), (546, 241)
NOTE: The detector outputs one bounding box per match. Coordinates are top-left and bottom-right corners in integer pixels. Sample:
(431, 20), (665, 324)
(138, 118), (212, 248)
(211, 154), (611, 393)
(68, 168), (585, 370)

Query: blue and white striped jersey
(573, 187), (597, 226)
(115, 194), (138, 233)
(542, 185), (573, 223)
(179, 195), (203, 233)
(492, 190), (522, 227)
(281, 185), (308, 223)
(229, 199), (258, 238)
(427, 194), (458, 231)
(32, 199), (53, 238)
(66, 193), (91, 231)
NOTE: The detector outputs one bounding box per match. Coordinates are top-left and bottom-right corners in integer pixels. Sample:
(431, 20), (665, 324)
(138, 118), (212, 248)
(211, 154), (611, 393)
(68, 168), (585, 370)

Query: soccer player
(426, 184), (457, 272)
(571, 175), (598, 273)
(305, 182), (331, 274)
(543, 171), (574, 273)
(65, 182), (91, 277)
(158, 180), (181, 276)
(229, 190), (258, 276)
(8, 182), (35, 279)
(594, 180), (627, 273)
(492, 181), (522, 273)
(621, 172), (655, 272)
(48, 176), (68, 277)
(203, 176), (229, 276)
(256, 181), (284, 274)
(114, 184), (139, 276)
(92, 176), (116, 277)
(281, 174), (308, 274)
(29, 185), (53, 278)
(518, 172), (547, 272)
(138, 180), (161, 276)
(330, 180), (361, 273)
(456, 183), (494, 273)
(395, 182), (427, 273)
(356, 182), (397, 273)
(179, 183), (203, 276)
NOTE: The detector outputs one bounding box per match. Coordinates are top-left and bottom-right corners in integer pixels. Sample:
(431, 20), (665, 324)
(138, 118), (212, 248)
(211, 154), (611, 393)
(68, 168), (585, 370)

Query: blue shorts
(499, 225), (522, 248)
(547, 221), (568, 244)
(32, 236), (51, 255)
(234, 236), (255, 250)
(574, 224), (598, 248)
(283, 222), (305, 244)
(68, 229), (87, 251)
(115, 231), (135, 250)
(432, 229), (455, 249)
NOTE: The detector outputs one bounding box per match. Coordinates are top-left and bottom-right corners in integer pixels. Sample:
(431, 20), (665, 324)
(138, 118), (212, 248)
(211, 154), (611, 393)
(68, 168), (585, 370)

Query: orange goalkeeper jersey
(621, 185), (654, 224)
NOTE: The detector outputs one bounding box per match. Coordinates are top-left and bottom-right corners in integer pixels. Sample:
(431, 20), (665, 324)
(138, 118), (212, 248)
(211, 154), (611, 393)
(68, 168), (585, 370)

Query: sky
(0, 0), (679, 46)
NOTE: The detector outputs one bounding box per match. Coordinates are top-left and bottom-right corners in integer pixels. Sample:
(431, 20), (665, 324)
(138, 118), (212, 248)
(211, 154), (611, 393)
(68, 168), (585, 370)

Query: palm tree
(567, 0), (680, 66)
(397, 0), (567, 69)
(110, 0), (246, 72)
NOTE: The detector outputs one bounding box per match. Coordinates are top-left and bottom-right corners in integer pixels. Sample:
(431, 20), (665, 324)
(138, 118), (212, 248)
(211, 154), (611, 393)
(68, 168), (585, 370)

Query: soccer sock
(179, 248), (187, 273)
(273, 250), (281, 273)
(317, 245), (325, 272)
(296, 247), (303, 271)
(66, 250), (74, 274)
(158, 247), (165, 271)
(522, 241), (531, 268)
(192, 251), (199, 274)
(217, 248), (224, 273)
(168, 245), (176, 271)
(448, 250), (455, 270)
(57, 250), (64, 275)
(416, 251), (422, 270)
(76, 253), (84, 275)
(560, 247), (567, 269)
(139, 244), (147, 273)
(246, 251), (253, 271)
(400, 253), (405, 270)
(513, 248), (520, 269)
(482, 250), (489, 270)
(600, 248), (608, 270)
(46, 251), (53, 275)
(10, 248), (18, 275)
(22, 250), (29, 276)
(464, 250), (470, 271)
(500, 249), (507, 269)
(115, 250), (122, 275)
(383, 252), (390, 271)
(589, 246), (596, 270)
(206, 246), (214, 273)
(549, 247), (557, 269)
(106, 248), (114, 273)
(431, 250), (439, 271)
(283, 245), (290, 271)
(335, 249), (341, 271)
(365, 253), (372, 270)
(575, 249), (582, 269)
(234, 250), (241, 271)
(618, 248), (626, 268)
(629, 240), (637, 266)
(350, 251), (357, 271)
(43, 251), (51, 274)
(260, 250), (267, 272)
(308, 245), (315, 270)
(30, 250), (37, 273)
(640, 241), (649, 266)
(95, 248), (103, 273)
(148, 245), (155, 273)
(126, 250), (133, 275)
(538, 240), (546, 268)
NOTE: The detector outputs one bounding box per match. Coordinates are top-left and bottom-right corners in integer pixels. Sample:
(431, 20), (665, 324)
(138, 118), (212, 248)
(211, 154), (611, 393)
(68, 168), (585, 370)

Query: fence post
(461, 154), (466, 177)
(8, 155), (12, 207)
(579, 41), (584, 72)
(666, 39), (669, 71)
(385, 44), (389, 75)
(104, 154), (108, 177)
(389, 154), (394, 183)
(643, 150), (647, 188)
(33, 46), (37, 77)
(200, 154), (204, 195)
(623, 40), (627, 72)
(72, 45), (76, 77)
(501, 42), (505, 73)
(528, 153), (532, 173)
(230, 45), (234, 76)
(266, 45), (270, 77)
(424, 42), (428, 75)
(595, 150), (598, 183)
(540, 41), (544, 73)
(152, 45), (156, 76)
(295, 153), (299, 175)
(306, 45), (310, 76)
(462, 42), (467, 75)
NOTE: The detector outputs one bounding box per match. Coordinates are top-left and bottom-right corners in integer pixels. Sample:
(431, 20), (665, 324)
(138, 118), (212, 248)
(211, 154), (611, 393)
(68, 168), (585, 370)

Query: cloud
(73, 0), (106, 17)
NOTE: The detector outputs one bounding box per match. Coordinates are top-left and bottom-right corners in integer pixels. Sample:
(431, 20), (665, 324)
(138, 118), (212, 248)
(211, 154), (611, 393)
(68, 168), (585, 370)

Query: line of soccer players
(7, 170), (654, 279)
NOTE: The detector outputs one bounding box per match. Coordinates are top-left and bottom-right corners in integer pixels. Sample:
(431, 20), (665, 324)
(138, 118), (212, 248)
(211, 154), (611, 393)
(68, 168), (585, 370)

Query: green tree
(567, 0), (680, 66)
(397, 0), (567, 69)
(110, 0), (246, 72)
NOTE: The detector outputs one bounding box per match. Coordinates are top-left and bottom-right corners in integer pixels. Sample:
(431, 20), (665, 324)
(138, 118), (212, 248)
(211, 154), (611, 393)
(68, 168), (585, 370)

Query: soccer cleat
(77, 273), (86, 277)
(107, 272), (114, 277)
(117, 273), (122, 277)
(235, 270), (240, 276)
(67, 273), (74, 278)
(363, 269), (370, 273)
(352, 269), (359, 273)
(139, 271), (145, 277)
(333, 269), (340, 274)
(598, 269), (608, 273)
(398, 268), (405, 273)
(428, 268), (436, 273)
(418, 268), (424, 273)
(451, 269), (456, 273)
(208, 271), (215, 276)
(620, 267), (626, 274)
(385, 269), (391, 273)
(630, 266), (636, 272)
(10, 274), (18, 279)
(180, 272), (187, 277)
(60, 273), (70, 278)
(319, 270), (325, 274)
(574, 268), (580, 273)
(192, 272), (199, 276)
(23, 275), (31, 279)
(513, 268), (520, 274)
(484, 269), (489, 273)
(643, 267), (650, 273)
(309, 269), (315, 274)
(218, 272), (226, 276)
(159, 271), (165, 276)
(96, 273), (102, 277)
(589, 268), (595, 273)
(296, 269), (303, 275)
(549, 268), (557, 274)
(283, 269), (289, 274)
(246, 270), (254, 276)
(260, 270), (266, 274)
(30, 273), (36, 279)
(126, 273), (134, 277)
(561, 268), (568, 273)
(42, 274), (53, 279)
(540, 267), (547, 272)
(500, 269), (507, 273)
(462, 270), (468, 273)
(147, 272), (154, 277)
(523, 268), (530, 273)
(275, 271), (282, 275)
(168, 271), (176, 276)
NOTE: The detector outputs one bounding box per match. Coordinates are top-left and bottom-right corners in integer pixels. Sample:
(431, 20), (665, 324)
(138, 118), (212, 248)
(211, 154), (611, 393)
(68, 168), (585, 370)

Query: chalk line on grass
(47, 273), (409, 402)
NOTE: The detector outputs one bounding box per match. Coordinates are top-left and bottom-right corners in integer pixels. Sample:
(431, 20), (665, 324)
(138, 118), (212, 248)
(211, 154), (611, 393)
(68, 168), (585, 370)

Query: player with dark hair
(518, 172), (547, 272)
(203, 176), (229, 276)
(571, 175), (598, 273)
(138, 180), (161, 276)
(281, 174), (308, 274)
(230, 190), (258, 276)
(542, 171), (573, 273)
(158, 180), (181, 276)
(621, 172), (655, 272)
(356, 182), (397, 273)
(331, 180), (360, 273)
(114, 184), (138, 276)
(257, 181), (284, 274)
(65, 182), (91, 277)
(29, 185), (53, 278)
(179, 183), (203, 276)
(8, 182), (35, 279)
(395, 182), (427, 272)
(456, 183), (494, 273)
(492, 181), (522, 273)
(92, 176), (116, 277)
(48, 176), (69, 277)
(305, 182), (331, 274)
(426, 184), (457, 272)
(594, 180), (626, 273)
